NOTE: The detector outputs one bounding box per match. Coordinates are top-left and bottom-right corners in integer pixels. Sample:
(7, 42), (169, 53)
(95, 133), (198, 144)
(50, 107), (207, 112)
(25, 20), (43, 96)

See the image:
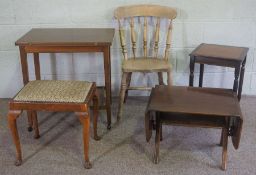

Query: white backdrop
(0, 0), (255, 97)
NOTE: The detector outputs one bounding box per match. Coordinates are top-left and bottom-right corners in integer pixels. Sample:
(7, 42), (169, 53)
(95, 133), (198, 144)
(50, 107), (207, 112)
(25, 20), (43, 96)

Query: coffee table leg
(8, 110), (22, 166)
(222, 127), (228, 170)
(189, 56), (195, 86)
(154, 115), (160, 164)
(76, 112), (92, 169)
(145, 111), (152, 142)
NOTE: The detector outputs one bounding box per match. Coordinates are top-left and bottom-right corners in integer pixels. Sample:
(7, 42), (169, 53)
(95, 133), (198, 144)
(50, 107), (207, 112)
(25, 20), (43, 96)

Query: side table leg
(19, 46), (33, 132)
(199, 64), (204, 87)
(238, 57), (246, 101)
(233, 65), (241, 94)
(92, 92), (100, 141)
(8, 110), (22, 166)
(189, 56), (195, 86)
(103, 46), (111, 129)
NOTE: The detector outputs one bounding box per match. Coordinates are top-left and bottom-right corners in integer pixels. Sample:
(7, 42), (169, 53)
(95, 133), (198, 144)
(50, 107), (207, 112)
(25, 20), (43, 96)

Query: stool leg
(76, 112), (92, 169)
(27, 111), (33, 132)
(154, 115), (160, 164)
(222, 127), (228, 170)
(32, 111), (40, 139)
(8, 110), (22, 166)
(93, 93), (100, 141)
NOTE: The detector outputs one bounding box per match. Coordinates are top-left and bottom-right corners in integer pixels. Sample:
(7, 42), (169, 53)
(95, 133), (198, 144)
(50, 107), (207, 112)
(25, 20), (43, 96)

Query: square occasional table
(189, 43), (249, 101)
(15, 28), (115, 130)
(145, 85), (243, 170)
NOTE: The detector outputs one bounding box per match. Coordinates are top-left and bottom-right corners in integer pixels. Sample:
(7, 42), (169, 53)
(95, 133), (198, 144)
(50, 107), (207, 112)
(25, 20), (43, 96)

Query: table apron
(195, 56), (241, 68)
(24, 45), (107, 53)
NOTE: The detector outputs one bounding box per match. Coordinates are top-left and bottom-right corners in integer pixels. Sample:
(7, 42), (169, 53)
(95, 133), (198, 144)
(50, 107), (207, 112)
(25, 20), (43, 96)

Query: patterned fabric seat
(122, 58), (172, 72)
(14, 80), (92, 103)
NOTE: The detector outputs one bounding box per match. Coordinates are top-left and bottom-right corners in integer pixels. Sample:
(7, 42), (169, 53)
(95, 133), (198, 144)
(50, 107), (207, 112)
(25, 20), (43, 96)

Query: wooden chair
(114, 4), (177, 120)
(8, 80), (99, 169)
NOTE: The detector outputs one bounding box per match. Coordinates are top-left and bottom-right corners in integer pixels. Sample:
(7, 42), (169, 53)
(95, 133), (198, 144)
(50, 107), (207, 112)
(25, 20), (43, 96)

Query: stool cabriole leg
(8, 110), (22, 166)
(76, 112), (92, 169)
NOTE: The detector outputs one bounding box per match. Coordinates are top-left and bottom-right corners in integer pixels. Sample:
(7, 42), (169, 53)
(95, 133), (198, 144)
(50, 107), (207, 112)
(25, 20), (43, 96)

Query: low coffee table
(145, 85), (243, 170)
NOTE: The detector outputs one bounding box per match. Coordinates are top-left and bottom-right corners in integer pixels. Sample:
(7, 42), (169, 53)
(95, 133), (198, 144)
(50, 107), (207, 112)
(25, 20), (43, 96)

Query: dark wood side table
(145, 85), (243, 170)
(189, 43), (249, 101)
(15, 28), (114, 130)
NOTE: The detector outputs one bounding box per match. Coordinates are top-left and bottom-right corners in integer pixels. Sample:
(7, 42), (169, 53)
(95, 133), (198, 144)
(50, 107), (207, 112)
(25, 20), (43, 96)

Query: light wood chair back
(114, 4), (177, 60)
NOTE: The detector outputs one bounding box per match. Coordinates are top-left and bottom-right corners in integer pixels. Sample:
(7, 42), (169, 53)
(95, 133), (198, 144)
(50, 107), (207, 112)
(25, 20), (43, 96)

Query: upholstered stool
(8, 80), (99, 169)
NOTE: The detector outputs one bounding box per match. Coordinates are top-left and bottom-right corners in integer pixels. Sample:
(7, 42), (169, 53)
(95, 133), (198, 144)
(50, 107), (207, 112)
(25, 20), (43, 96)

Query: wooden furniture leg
(154, 114), (161, 164)
(32, 111), (40, 139)
(189, 56), (195, 86)
(158, 72), (164, 85)
(222, 127), (228, 170)
(167, 70), (172, 86)
(19, 47), (33, 132)
(233, 65), (240, 93)
(160, 123), (163, 141)
(219, 128), (224, 146)
(8, 110), (22, 166)
(76, 112), (92, 169)
(124, 72), (132, 103)
(103, 46), (112, 129)
(117, 72), (128, 121)
(92, 93), (100, 141)
(145, 111), (152, 142)
(199, 64), (204, 87)
(238, 57), (246, 101)
(27, 111), (33, 132)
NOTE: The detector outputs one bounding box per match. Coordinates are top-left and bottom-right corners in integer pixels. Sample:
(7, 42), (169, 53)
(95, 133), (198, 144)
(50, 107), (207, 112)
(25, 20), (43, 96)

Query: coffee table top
(15, 28), (115, 46)
(190, 43), (249, 62)
(147, 85), (242, 118)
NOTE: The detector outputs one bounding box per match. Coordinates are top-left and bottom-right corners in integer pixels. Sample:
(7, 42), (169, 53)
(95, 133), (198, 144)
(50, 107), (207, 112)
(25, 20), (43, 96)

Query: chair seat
(122, 58), (171, 72)
(14, 80), (93, 103)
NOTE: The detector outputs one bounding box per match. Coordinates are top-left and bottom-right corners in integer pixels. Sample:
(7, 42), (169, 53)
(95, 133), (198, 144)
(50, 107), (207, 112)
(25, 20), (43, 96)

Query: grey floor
(0, 96), (256, 175)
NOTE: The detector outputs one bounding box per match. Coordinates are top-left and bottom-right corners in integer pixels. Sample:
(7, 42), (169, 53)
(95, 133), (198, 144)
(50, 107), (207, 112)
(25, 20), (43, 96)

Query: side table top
(190, 43), (249, 62)
(15, 28), (115, 46)
(147, 85), (242, 118)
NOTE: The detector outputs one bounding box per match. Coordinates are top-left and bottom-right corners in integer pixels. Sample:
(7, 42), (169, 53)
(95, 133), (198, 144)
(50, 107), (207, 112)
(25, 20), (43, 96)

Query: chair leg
(8, 110), (22, 166)
(76, 112), (92, 169)
(158, 72), (164, 85)
(167, 70), (172, 86)
(221, 127), (228, 170)
(117, 72), (128, 121)
(32, 111), (40, 139)
(124, 72), (132, 103)
(92, 92), (100, 140)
